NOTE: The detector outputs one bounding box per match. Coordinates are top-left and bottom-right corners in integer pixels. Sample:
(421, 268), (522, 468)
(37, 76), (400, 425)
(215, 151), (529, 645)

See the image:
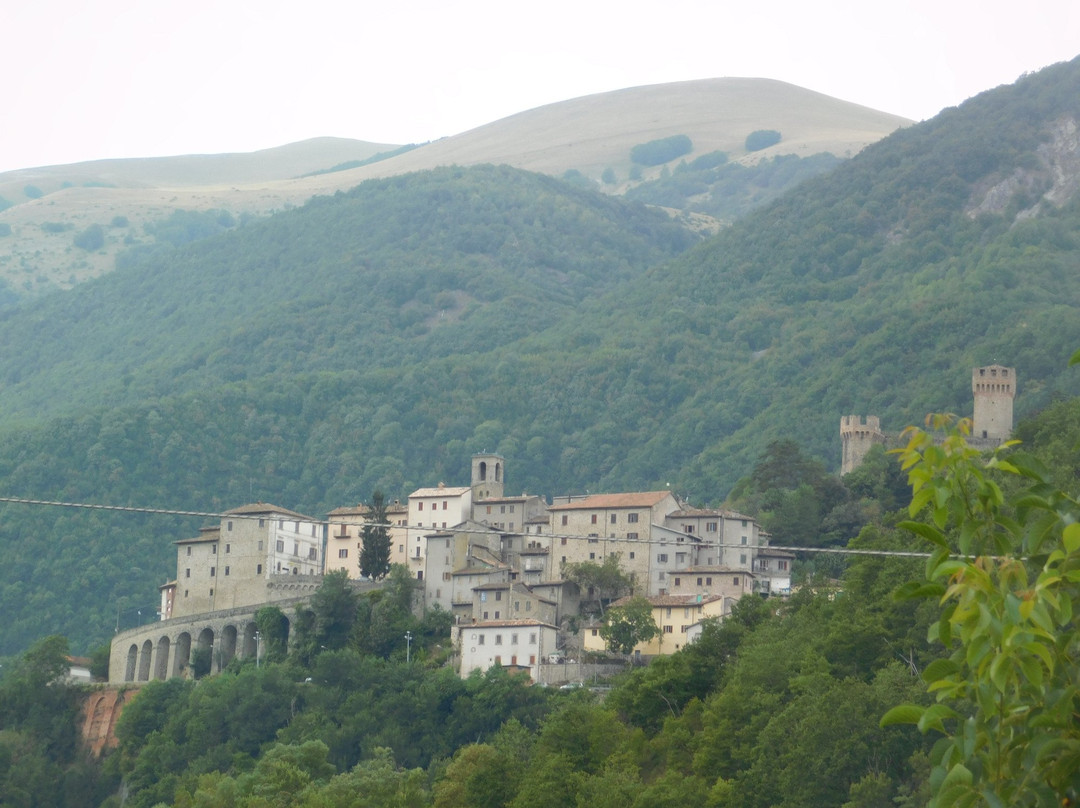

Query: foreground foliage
(883, 412), (1080, 806)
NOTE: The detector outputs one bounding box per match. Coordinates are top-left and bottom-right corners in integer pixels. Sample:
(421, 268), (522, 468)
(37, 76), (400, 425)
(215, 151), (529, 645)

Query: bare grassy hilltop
(0, 78), (910, 297)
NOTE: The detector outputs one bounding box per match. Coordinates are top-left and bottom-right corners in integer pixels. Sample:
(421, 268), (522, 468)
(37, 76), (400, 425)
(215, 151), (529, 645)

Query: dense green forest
(2, 58), (1080, 656)
(3, 392), (1078, 806)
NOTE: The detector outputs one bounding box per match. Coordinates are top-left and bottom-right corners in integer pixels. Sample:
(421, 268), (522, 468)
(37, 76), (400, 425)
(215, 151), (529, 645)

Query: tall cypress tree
(359, 490), (392, 580)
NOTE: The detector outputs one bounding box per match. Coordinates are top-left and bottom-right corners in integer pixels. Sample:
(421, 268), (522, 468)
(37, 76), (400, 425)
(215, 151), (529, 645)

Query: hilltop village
(111, 364), (1016, 685)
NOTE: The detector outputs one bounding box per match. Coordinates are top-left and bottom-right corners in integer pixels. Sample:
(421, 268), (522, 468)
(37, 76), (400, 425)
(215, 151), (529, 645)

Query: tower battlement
(840, 415), (886, 475)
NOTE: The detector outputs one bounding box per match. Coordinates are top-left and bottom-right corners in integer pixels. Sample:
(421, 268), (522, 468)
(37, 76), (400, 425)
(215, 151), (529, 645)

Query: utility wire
(0, 493), (941, 560)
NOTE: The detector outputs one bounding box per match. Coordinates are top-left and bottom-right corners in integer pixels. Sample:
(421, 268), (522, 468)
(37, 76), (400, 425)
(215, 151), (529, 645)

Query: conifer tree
(359, 490), (392, 580)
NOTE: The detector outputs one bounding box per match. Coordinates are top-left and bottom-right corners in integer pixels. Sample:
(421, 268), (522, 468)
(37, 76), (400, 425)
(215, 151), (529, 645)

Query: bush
(23, 185), (43, 199)
(690, 150), (729, 170)
(601, 167), (617, 185)
(0, 223), (11, 238)
(41, 222), (70, 233)
(74, 224), (105, 251)
(630, 134), (693, 166)
(745, 130), (782, 152)
(110, 215), (129, 228)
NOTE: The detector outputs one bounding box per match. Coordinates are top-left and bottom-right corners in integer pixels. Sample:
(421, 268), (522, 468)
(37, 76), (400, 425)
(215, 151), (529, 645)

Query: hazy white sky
(2, 0), (1077, 174)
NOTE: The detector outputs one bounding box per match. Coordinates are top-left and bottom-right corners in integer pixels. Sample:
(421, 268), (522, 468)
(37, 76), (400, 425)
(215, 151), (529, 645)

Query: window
(225, 544), (230, 553)
(443, 572), (451, 581)
(663, 625), (674, 633)
(666, 607), (672, 617)
(610, 514), (617, 524)
(276, 540), (284, 552)
(588, 537), (599, 544)
(184, 590), (188, 597)
(741, 535), (748, 545)
(685, 525), (694, 534)
(514, 600), (520, 611)
(525, 601), (532, 611)
(675, 577), (681, 586)
(740, 554), (747, 565)
(445, 539), (450, 548)
(706, 521), (717, 532)
(591, 514), (598, 524)
(589, 552), (596, 560)
(657, 553), (668, 562)
(210, 567), (216, 577)
(495, 634), (503, 645)
(494, 656), (501, 665)
(627, 513), (639, 523)
(227, 521), (233, 531)
(293, 542), (299, 556)
(257, 564), (262, 574)
(338, 549), (348, 559)
(487, 505), (492, 514)
(418, 502), (424, 510)
(706, 577), (713, 585)
(259, 519), (265, 527)
(501, 505), (506, 514)
(733, 576), (740, 586)
(510, 505), (515, 513)
(399, 544), (404, 553)
(561, 515), (568, 526)
(560, 537), (567, 545)
(309, 547), (317, 560)
(185, 568), (190, 578)
(211, 544), (216, 554)
(224, 566), (230, 576)
(258, 540), (263, 551)
(627, 532), (638, 540)
(186, 546), (191, 556)
(511, 633), (518, 644)
(629, 552), (635, 559)
(209, 588), (214, 596)
(495, 591), (502, 601)
(443, 501), (448, 510)
(478, 635), (485, 645)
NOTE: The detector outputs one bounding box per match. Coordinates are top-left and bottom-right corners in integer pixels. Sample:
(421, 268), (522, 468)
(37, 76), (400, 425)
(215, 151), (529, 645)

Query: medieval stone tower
(471, 453), (505, 500)
(840, 415), (887, 475)
(971, 364), (1016, 444)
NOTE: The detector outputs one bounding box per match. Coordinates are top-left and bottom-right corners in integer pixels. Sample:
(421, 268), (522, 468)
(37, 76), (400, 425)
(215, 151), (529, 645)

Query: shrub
(745, 130), (782, 151)
(23, 185), (43, 199)
(74, 224), (105, 251)
(0, 223), (11, 237)
(601, 167), (617, 185)
(690, 150), (729, 170)
(110, 216), (129, 228)
(41, 222), (70, 234)
(630, 134), (693, 166)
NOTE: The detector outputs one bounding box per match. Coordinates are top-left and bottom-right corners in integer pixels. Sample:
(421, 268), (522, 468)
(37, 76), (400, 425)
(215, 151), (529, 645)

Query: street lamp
(404, 631), (413, 663)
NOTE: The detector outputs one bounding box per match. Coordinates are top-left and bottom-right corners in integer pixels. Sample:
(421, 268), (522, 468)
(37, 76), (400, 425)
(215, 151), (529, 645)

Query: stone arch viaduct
(108, 596), (309, 684)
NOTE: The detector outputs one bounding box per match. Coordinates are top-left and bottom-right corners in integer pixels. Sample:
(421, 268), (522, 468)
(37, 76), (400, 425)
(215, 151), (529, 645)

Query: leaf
(880, 704), (924, 727)
(897, 520), (949, 548)
(1070, 347), (1080, 366)
(922, 658), (960, 683)
(1063, 523), (1080, 554)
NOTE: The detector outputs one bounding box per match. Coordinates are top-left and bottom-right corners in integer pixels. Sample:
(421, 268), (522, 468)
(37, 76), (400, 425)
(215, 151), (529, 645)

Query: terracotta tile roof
(669, 507), (754, 520)
(459, 619), (556, 629)
(224, 502), (314, 521)
(326, 505), (370, 517)
(757, 547), (796, 558)
(613, 593), (725, 608)
(548, 491), (673, 511)
(410, 486), (471, 498)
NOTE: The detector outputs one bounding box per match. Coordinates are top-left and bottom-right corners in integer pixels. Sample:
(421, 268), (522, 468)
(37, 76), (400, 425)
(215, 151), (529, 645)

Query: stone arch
(495, 462), (502, 482)
(137, 639), (153, 681)
(220, 624), (238, 668)
(479, 461), (488, 481)
(173, 632), (192, 678)
(154, 636), (171, 680)
(241, 621), (258, 659)
(196, 627), (215, 677)
(125, 644), (138, 682)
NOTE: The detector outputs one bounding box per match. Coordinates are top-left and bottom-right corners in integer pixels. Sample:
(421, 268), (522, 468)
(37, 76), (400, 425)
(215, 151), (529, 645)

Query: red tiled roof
(224, 502), (314, 521)
(548, 491), (673, 511)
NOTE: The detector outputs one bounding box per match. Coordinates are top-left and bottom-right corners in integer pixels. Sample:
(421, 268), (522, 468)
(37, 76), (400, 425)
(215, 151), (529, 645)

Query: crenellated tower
(971, 365), (1015, 445)
(840, 415), (886, 475)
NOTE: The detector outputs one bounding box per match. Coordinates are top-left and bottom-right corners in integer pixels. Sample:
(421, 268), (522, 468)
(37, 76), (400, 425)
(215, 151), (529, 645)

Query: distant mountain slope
(0, 79), (907, 299)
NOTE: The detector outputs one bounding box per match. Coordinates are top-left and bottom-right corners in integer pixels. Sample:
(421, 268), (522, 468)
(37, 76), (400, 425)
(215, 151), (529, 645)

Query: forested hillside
(2, 58), (1080, 656)
(4, 394), (1079, 806)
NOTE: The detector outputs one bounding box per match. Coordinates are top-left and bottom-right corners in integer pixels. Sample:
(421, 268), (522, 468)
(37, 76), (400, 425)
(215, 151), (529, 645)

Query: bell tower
(471, 453), (505, 500)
